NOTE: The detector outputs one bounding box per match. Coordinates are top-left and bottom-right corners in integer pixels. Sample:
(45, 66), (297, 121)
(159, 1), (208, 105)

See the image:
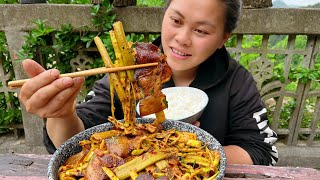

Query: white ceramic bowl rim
(137, 87), (209, 121)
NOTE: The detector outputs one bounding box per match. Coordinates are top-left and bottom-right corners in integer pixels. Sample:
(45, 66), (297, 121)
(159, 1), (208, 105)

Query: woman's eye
(195, 29), (208, 34)
(170, 17), (181, 25)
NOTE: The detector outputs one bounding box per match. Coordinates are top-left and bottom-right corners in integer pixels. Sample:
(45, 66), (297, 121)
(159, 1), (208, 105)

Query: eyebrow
(171, 9), (217, 29)
(196, 21), (217, 29)
(172, 9), (185, 19)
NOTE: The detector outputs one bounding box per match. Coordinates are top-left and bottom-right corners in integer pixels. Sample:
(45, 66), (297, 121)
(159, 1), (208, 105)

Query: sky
(273, 0), (320, 6)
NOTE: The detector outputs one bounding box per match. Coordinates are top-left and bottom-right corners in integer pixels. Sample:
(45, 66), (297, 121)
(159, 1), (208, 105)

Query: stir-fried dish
(58, 21), (221, 180)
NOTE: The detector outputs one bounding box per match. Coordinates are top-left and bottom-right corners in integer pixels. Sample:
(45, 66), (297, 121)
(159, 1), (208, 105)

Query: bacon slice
(134, 42), (172, 116)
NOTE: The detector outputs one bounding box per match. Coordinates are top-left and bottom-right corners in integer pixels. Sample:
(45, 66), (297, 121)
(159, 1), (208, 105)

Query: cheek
(161, 16), (177, 39)
(193, 39), (219, 60)
(161, 24), (173, 40)
(161, 36), (171, 57)
(161, 22), (174, 53)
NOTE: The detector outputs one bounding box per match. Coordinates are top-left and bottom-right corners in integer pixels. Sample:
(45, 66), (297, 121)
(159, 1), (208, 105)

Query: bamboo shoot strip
(114, 151), (171, 179)
(110, 30), (127, 87)
(113, 21), (135, 82)
(94, 36), (125, 102)
(93, 36), (113, 68)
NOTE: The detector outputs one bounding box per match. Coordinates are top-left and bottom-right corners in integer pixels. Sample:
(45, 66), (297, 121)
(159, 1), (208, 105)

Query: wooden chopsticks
(7, 62), (158, 89)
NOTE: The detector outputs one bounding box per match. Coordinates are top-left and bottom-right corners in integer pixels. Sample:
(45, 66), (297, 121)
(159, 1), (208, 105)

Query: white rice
(138, 87), (208, 120)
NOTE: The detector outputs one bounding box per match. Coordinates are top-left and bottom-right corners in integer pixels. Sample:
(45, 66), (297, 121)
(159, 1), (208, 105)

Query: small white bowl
(136, 87), (209, 124)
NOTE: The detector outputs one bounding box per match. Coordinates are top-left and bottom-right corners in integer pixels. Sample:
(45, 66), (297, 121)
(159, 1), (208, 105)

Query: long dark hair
(165, 0), (242, 34)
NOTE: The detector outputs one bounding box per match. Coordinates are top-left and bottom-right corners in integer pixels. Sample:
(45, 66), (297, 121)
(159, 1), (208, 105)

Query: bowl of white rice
(137, 87), (209, 124)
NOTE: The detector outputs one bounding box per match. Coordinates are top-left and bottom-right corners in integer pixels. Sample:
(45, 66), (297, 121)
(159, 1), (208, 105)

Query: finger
(22, 59), (45, 77)
(26, 77), (75, 111)
(50, 77), (85, 118)
(19, 69), (60, 101)
(192, 121), (200, 127)
(44, 77), (84, 118)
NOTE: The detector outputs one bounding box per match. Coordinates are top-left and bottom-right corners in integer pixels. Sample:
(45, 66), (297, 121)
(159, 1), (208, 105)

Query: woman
(19, 0), (278, 165)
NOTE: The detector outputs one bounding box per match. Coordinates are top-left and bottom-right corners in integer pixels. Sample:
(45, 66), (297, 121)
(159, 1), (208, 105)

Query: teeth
(172, 48), (188, 56)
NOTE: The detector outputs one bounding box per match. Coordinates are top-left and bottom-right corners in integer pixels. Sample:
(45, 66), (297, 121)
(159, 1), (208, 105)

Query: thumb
(192, 121), (200, 127)
(22, 59), (45, 78)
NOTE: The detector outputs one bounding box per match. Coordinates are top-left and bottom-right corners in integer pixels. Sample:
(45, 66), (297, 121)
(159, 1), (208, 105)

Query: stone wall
(243, 0), (272, 8)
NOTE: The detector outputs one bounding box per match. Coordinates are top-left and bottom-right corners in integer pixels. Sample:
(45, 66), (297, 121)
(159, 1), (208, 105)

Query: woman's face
(161, 0), (230, 72)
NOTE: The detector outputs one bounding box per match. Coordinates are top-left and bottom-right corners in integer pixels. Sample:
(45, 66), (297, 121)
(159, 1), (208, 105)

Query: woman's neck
(172, 67), (198, 87)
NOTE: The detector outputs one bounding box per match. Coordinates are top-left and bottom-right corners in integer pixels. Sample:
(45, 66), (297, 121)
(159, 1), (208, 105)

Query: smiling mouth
(171, 47), (191, 56)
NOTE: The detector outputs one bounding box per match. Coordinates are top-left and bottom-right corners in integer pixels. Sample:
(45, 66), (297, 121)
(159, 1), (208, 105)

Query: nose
(175, 28), (192, 47)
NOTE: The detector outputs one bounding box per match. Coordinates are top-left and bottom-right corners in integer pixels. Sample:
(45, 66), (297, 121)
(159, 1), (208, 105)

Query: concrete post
(5, 30), (45, 147)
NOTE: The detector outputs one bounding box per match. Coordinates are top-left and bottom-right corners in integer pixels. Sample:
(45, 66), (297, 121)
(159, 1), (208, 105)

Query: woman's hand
(18, 59), (85, 119)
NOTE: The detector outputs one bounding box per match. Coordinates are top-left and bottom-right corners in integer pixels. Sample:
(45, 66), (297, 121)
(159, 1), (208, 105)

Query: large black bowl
(48, 118), (227, 180)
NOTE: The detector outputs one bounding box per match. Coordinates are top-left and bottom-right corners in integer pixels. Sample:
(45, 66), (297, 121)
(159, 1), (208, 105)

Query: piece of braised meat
(105, 135), (142, 158)
(134, 42), (172, 116)
(136, 172), (155, 180)
(85, 149), (125, 180)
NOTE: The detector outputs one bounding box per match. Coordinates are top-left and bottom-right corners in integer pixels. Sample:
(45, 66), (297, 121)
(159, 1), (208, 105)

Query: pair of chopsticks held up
(8, 37), (158, 89)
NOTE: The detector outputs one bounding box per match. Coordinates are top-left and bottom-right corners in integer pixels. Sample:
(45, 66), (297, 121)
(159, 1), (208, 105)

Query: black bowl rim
(47, 118), (226, 180)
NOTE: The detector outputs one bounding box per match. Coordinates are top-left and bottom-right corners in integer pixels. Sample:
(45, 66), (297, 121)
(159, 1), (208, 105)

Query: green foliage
(238, 34), (320, 134)
(0, 33), (13, 76)
(294, 35), (307, 49)
(17, 0), (116, 90)
(225, 34), (237, 47)
(91, 0), (116, 31)
(137, 0), (165, 7)
(0, 0), (92, 3)
(268, 35), (288, 49)
(1, 0), (117, 131)
(47, 0), (91, 4)
(239, 34), (320, 85)
(268, 97), (317, 136)
(279, 100), (296, 129)
(0, 93), (22, 126)
(18, 19), (55, 61)
(288, 67), (320, 84)
(0, 0), (19, 4)
(126, 34), (145, 44)
(242, 35), (263, 48)
(0, 0), (164, 132)
(0, 32), (22, 133)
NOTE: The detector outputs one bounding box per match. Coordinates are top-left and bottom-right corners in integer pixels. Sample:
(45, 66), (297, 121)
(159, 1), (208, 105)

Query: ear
(218, 33), (231, 49)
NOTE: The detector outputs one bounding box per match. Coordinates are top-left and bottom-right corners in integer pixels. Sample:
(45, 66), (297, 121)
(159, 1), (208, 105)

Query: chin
(168, 64), (189, 72)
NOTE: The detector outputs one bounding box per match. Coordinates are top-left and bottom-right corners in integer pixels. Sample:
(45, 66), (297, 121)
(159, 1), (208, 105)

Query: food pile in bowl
(48, 21), (226, 180)
(49, 119), (226, 180)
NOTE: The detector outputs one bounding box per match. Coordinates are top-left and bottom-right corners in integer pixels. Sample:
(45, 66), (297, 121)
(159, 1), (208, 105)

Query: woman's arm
(46, 112), (85, 148)
(227, 66), (278, 165)
(223, 145), (253, 164)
